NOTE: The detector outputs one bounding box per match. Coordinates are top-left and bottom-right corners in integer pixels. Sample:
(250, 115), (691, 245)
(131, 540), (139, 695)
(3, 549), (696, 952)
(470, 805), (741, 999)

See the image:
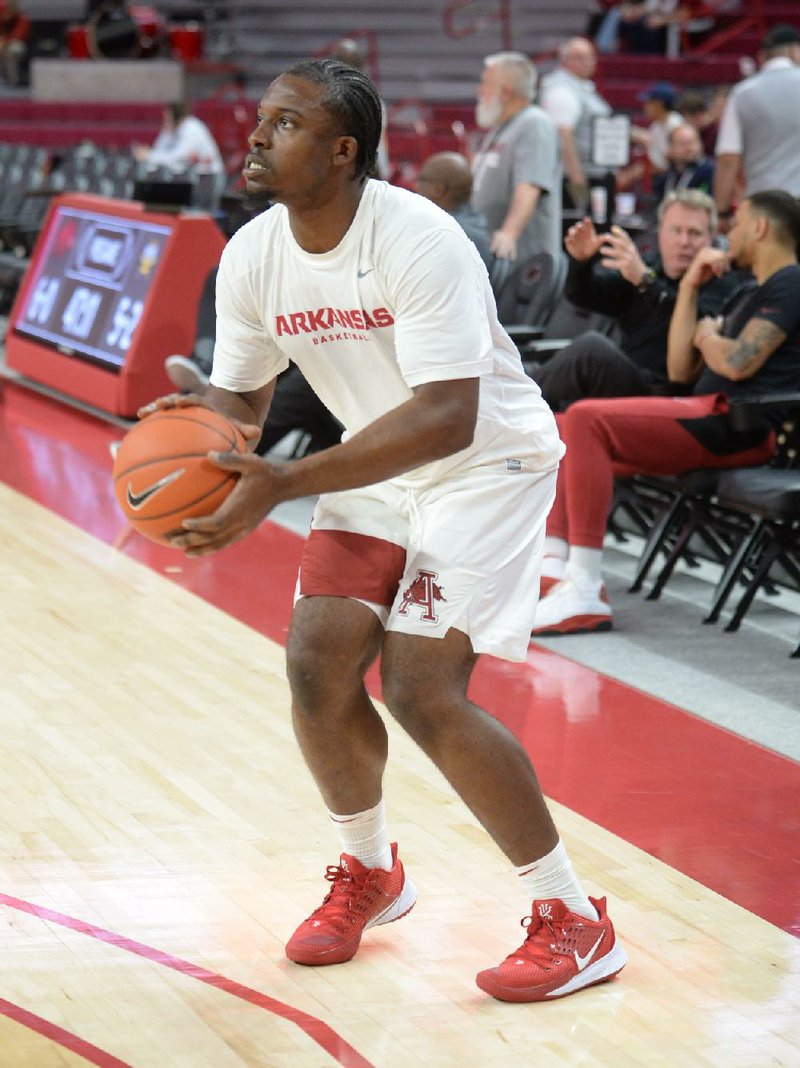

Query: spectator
(714, 23), (800, 226)
(652, 123), (714, 201)
(540, 37), (612, 211)
(471, 51), (562, 263)
(532, 189), (800, 635)
(618, 1), (681, 55)
(0, 0), (30, 87)
(132, 100), (224, 175)
(530, 190), (742, 415)
(631, 82), (683, 172)
(414, 151), (493, 271)
(677, 89), (719, 158)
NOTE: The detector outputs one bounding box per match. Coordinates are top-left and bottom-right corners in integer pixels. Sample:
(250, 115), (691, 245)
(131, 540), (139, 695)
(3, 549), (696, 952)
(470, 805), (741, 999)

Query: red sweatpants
(548, 394), (776, 549)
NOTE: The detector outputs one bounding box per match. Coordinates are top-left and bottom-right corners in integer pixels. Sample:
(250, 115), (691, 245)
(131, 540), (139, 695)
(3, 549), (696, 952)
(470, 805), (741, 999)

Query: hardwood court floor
(0, 381), (799, 1066)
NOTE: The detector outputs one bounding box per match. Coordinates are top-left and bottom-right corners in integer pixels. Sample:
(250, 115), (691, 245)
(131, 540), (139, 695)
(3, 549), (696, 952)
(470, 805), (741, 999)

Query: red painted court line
(0, 894), (375, 1068)
(0, 996), (132, 1067)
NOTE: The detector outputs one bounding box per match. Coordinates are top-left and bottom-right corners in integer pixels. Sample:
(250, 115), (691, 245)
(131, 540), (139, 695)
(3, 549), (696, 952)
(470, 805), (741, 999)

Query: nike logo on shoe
(357, 268), (374, 278)
(574, 932), (605, 971)
(125, 468), (185, 510)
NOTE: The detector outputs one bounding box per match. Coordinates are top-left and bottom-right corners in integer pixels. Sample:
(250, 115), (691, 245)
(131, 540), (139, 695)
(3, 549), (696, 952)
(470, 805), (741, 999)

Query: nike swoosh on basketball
(357, 267), (374, 278)
(126, 468), (185, 510)
(574, 932), (605, 971)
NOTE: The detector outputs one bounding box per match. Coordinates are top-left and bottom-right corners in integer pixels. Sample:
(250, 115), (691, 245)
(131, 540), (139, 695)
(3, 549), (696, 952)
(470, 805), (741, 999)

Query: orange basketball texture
(112, 406), (247, 545)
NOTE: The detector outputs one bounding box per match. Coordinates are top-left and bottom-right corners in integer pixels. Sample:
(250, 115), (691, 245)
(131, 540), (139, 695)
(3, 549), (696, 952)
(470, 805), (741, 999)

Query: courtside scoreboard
(6, 192), (226, 417)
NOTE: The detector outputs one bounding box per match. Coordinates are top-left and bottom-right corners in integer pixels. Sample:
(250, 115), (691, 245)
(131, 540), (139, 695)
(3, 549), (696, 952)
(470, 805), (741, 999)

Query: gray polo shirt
(716, 57), (800, 195)
(540, 67), (612, 180)
(471, 105), (562, 263)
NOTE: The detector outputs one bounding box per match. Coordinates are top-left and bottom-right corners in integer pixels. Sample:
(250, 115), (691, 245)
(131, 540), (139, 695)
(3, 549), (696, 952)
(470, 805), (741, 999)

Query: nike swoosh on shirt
(125, 468), (185, 510)
(574, 932), (605, 972)
(357, 268), (374, 278)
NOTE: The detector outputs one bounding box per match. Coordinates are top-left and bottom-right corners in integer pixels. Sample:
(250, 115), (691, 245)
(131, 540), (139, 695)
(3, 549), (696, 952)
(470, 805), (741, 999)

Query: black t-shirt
(684, 264), (800, 453)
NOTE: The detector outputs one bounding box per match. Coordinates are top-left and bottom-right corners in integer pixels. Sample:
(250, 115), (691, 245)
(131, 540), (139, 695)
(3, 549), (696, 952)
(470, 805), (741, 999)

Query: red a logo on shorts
(398, 569), (447, 623)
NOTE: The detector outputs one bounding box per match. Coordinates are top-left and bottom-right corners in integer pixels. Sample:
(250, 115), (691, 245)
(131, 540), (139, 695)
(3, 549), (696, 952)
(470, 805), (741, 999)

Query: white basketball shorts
(297, 452), (558, 663)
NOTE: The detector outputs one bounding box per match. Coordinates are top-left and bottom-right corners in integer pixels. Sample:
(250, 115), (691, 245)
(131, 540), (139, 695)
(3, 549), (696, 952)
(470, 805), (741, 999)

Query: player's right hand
(170, 453), (287, 556)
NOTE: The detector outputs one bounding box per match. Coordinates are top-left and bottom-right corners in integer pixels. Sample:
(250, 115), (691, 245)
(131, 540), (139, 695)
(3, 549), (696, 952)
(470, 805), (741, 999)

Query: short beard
(241, 186), (275, 213)
(476, 99), (503, 129)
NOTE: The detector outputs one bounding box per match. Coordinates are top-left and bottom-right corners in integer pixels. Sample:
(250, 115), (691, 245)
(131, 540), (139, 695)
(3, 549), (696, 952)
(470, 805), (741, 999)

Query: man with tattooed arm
(531, 189), (800, 636)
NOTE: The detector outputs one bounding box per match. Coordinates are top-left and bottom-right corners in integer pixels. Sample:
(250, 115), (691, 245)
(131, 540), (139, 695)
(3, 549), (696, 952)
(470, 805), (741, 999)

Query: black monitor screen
(14, 204), (172, 372)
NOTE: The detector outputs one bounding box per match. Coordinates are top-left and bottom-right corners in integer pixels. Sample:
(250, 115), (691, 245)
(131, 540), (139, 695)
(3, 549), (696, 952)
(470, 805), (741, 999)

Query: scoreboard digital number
(6, 192), (227, 417)
(14, 205), (171, 371)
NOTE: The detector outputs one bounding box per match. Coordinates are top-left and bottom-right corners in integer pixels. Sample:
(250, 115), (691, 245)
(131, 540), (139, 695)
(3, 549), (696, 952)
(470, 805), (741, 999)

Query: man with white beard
(471, 51), (562, 264)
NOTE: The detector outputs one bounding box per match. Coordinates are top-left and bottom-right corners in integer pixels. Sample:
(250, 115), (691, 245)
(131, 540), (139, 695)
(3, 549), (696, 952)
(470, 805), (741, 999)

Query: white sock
(328, 799), (394, 870)
(566, 546), (604, 587)
(543, 536), (568, 561)
(515, 841), (597, 920)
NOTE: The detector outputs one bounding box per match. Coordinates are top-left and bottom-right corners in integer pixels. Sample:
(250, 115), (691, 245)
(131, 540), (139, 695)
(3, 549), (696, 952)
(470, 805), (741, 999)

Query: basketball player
(140, 59), (626, 1002)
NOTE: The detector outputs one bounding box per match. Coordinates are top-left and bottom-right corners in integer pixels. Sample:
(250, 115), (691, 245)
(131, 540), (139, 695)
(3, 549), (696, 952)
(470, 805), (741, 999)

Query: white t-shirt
(148, 115), (224, 175)
(211, 180), (562, 488)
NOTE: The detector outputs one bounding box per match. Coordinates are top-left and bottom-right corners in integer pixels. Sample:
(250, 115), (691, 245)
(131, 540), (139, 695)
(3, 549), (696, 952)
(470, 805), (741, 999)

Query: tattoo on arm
(727, 337), (760, 370)
(726, 318), (787, 375)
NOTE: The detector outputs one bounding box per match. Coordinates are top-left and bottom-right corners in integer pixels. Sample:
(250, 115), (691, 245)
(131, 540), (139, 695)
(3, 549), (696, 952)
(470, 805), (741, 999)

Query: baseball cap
(762, 23), (800, 49)
(638, 82), (677, 109)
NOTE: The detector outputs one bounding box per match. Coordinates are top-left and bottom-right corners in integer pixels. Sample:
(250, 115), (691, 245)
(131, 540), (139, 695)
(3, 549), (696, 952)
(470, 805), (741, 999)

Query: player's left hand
(137, 393), (262, 450)
(168, 451), (286, 555)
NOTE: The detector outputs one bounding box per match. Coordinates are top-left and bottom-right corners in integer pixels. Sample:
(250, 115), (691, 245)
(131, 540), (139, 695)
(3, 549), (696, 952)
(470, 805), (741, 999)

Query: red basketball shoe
(285, 843), (417, 966)
(476, 896), (626, 1002)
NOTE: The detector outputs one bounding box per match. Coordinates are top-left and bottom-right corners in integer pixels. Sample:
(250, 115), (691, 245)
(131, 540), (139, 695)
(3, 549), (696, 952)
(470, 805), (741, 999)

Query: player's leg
(283, 484), (418, 966)
(284, 592), (418, 966)
(286, 593), (387, 815)
(380, 624), (626, 1002)
(380, 627), (557, 863)
(381, 456), (625, 1000)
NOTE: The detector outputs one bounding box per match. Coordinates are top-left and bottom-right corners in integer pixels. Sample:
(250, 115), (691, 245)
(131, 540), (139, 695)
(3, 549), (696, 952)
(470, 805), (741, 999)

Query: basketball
(112, 406), (247, 545)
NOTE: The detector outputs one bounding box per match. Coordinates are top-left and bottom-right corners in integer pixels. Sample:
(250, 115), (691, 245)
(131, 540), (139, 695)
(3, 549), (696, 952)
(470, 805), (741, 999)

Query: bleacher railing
(680, 0), (767, 57)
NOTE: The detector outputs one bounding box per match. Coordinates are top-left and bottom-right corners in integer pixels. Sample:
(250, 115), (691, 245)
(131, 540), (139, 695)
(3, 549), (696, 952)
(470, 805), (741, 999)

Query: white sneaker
(540, 555), (567, 596)
(532, 577), (612, 636)
(164, 355), (210, 395)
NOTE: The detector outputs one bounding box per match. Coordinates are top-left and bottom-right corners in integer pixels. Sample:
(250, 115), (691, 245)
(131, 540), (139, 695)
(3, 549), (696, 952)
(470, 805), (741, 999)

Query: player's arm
(696, 317), (787, 382)
(171, 377), (480, 555)
(267, 377), (479, 495)
(205, 380), (276, 434)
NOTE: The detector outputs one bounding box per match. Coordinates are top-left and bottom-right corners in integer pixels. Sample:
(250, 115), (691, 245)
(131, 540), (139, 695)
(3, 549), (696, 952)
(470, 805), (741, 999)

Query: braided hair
(285, 58), (383, 180)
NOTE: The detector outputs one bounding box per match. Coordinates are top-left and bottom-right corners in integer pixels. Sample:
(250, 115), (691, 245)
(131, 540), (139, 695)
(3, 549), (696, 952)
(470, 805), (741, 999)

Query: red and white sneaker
(285, 843), (417, 966)
(532, 577), (612, 636)
(539, 555), (567, 597)
(476, 897), (626, 1002)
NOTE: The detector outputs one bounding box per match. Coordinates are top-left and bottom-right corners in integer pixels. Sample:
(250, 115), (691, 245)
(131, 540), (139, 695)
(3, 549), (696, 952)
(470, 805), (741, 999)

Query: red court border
(0, 894), (375, 1068)
(0, 997), (132, 1067)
